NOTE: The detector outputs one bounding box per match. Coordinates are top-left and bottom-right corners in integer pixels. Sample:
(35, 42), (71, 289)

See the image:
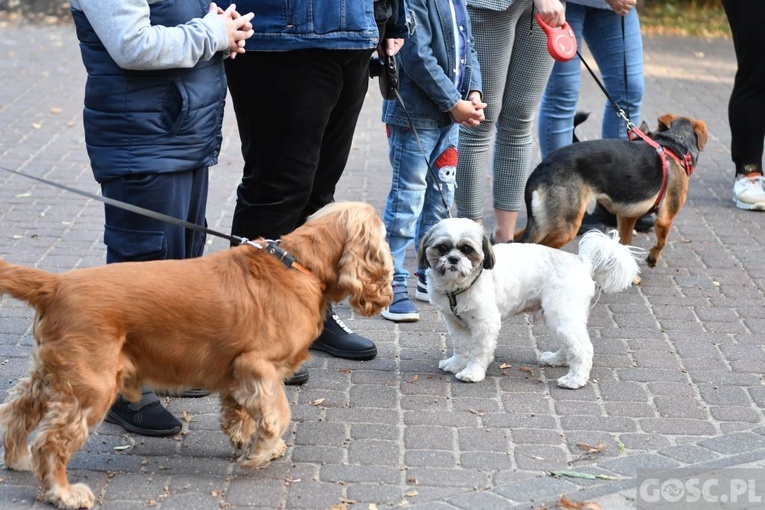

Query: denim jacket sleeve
(382, 0), (411, 39)
(397, 0), (462, 113)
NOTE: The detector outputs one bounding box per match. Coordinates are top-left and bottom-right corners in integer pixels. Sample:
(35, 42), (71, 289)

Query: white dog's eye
(459, 245), (474, 255)
(436, 244), (451, 254)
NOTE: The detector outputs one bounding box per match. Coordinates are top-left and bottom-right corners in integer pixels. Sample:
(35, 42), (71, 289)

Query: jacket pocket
(160, 81), (189, 135)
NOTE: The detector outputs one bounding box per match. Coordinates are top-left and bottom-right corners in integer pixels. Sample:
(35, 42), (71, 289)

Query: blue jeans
(538, 4), (644, 158)
(383, 123), (457, 284)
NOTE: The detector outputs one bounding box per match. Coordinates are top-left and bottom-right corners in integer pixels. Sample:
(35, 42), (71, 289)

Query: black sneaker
(105, 392), (181, 437)
(155, 388), (211, 398)
(310, 306), (377, 360)
(284, 364), (309, 385)
(415, 272), (429, 302)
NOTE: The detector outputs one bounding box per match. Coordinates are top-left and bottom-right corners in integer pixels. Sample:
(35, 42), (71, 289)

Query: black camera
(369, 54), (399, 100)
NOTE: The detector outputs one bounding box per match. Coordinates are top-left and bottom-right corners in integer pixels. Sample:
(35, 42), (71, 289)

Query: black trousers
(224, 48), (374, 240)
(722, 0), (765, 174)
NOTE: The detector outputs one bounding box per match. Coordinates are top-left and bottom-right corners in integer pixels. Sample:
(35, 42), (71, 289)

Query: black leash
(0, 165), (248, 247)
(0, 164), (327, 287)
(576, 14), (635, 132)
(391, 87), (454, 217)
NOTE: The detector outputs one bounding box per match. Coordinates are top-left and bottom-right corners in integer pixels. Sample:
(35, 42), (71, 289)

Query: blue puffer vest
(71, 1), (226, 183)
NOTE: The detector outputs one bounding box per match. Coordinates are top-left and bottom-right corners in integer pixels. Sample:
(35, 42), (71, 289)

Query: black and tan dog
(515, 113), (708, 268)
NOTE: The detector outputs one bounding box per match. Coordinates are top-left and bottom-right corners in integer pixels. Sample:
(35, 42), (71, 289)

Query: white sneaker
(733, 175), (765, 211)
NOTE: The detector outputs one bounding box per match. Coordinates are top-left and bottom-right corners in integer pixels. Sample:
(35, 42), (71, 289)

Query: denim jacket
(217, 0), (408, 51)
(383, 0), (482, 129)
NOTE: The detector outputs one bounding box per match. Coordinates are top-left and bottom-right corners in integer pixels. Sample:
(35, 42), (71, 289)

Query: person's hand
(605, 0), (637, 16)
(378, 38), (405, 58)
(211, 3), (255, 59)
(533, 0), (565, 28)
(451, 94), (486, 127)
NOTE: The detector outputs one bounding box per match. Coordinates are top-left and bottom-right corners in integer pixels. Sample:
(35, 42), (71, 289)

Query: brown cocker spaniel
(0, 201), (393, 510)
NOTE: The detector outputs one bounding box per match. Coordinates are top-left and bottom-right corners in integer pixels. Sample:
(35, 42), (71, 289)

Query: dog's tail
(577, 230), (641, 293)
(0, 259), (59, 310)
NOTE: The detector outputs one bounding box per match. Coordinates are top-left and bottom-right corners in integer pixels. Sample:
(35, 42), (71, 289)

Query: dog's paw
(3, 449), (33, 471)
(438, 356), (465, 374)
(45, 482), (95, 510)
(539, 350), (568, 367)
(557, 372), (588, 389)
(241, 438), (287, 469)
(632, 274), (642, 286)
(646, 254), (658, 268)
(455, 365), (487, 383)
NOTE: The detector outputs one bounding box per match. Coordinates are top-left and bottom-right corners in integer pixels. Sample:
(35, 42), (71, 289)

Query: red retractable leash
(535, 13), (577, 62)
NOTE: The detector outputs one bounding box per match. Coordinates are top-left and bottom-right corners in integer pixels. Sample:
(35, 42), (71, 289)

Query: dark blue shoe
(381, 284), (419, 322)
(415, 272), (429, 302)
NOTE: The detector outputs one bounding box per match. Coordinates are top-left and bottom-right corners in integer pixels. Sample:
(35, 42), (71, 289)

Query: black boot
(310, 305), (377, 360)
(284, 364), (309, 386)
(577, 203), (613, 235)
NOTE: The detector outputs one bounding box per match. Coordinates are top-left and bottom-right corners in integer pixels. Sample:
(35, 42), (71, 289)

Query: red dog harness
(628, 127), (695, 214)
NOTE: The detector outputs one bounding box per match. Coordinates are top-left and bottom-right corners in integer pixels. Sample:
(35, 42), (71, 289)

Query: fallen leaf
(406, 477), (419, 485)
(113, 444), (133, 451)
(404, 490), (419, 497)
(519, 366), (533, 373)
(559, 495), (601, 510)
(576, 442), (608, 454)
(409, 375), (419, 383)
(468, 408), (484, 416)
(339, 497), (358, 504)
(183, 411), (190, 423)
(529, 454), (545, 460)
(50, 107), (62, 114)
(499, 363), (512, 369)
(310, 398), (325, 406)
(32, 122), (42, 129)
(211, 490), (222, 497)
(549, 470), (621, 481)
(337, 368), (352, 374)
(369, 504), (378, 510)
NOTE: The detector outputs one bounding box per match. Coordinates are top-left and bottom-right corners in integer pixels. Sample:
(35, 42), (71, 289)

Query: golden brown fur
(515, 114), (709, 269)
(0, 201), (393, 510)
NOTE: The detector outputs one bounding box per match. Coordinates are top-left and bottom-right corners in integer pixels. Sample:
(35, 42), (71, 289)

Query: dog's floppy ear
(692, 119), (709, 151)
(482, 236), (495, 270)
(417, 227), (435, 269)
(657, 113), (675, 132)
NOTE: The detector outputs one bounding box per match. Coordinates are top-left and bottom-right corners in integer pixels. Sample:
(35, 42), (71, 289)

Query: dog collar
(445, 268), (484, 321)
(629, 127), (695, 215)
(245, 238), (327, 291)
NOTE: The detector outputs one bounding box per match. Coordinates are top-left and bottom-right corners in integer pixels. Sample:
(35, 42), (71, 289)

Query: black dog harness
(628, 127), (695, 215)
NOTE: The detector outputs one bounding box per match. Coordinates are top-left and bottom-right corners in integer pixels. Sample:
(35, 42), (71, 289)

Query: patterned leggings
(455, 1), (555, 218)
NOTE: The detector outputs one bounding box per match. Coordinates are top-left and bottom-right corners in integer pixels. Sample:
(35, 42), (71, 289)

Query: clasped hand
(211, 2), (255, 59)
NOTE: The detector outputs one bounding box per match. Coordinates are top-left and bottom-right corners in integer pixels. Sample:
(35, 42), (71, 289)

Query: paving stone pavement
(1, 20), (763, 510)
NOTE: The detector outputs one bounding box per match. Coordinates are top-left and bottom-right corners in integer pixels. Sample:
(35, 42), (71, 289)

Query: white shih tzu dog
(417, 218), (641, 389)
